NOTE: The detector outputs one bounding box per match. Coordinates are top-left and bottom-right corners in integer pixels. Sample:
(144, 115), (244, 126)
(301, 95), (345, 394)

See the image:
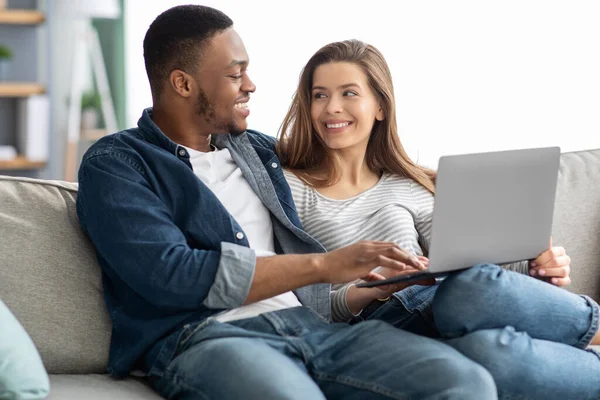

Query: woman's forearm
(344, 284), (382, 315)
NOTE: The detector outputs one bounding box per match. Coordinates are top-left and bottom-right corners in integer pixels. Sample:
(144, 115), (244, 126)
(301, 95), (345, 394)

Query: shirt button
(178, 149), (186, 157)
(271, 162), (278, 168)
(236, 232), (245, 240)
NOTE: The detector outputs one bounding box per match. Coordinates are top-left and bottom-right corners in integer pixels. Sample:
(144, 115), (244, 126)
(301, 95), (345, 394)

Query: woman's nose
(325, 96), (343, 114)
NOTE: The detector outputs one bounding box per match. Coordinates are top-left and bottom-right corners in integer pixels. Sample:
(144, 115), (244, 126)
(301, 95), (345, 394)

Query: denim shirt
(76, 108), (330, 377)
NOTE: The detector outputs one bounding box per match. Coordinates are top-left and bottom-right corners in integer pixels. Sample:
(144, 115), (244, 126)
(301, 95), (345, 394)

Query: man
(76, 5), (496, 399)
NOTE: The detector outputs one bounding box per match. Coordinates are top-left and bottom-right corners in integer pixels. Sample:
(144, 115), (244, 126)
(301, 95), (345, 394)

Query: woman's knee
(435, 264), (503, 303)
(432, 264), (504, 336)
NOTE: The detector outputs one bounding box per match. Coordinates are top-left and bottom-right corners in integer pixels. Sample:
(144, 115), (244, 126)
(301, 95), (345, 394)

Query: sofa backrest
(0, 176), (110, 374)
(552, 148), (600, 299)
(0, 148), (599, 375)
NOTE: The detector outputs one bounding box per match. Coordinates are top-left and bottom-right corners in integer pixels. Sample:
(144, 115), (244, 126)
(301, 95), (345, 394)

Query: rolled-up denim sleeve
(203, 242), (256, 309)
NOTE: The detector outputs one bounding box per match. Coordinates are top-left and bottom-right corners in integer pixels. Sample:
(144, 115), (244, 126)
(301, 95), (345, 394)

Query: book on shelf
(17, 94), (50, 162)
(0, 145), (17, 161)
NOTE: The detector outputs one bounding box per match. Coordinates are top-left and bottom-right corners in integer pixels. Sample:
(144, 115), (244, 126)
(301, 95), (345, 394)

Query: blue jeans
(367, 264), (600, 400)
(147, 306), (496, 399)
(356, 284), (440, 339)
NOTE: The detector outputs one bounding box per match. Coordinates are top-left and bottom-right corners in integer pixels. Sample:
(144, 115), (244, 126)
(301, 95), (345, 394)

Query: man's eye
(230, 75), (242, 80)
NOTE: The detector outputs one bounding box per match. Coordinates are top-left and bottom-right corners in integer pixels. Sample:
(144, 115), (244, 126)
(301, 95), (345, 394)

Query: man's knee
(447, 327), (535, 387)
(428, 353), (497, 399)
(169, 337), (326, 400)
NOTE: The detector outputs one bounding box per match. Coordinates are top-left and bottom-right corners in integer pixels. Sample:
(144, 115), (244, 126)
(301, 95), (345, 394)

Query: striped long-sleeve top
(284, 170), (529, 322)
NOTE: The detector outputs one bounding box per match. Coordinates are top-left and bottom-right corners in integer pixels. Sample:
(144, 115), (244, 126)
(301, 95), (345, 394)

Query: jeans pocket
(148, 323), (199, 379)
(365, 296), (415, 326)
(177, 319), (213, 353)
(385, 285), (440, 338)
(393, 285), (437, 313)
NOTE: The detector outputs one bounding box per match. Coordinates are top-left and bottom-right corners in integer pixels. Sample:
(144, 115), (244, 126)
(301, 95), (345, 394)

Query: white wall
(125, 1), (600, 168)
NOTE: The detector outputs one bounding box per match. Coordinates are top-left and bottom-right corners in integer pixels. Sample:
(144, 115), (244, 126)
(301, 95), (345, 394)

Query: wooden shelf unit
(0, 6), (48, 174)
(0, 9), (45, 25)
(0, 156), (46, 170)
(81, 129), (108, 141)
(0, 82), (45, 97)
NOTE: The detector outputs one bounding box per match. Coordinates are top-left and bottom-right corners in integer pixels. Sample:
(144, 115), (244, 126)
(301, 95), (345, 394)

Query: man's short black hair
(143, 5), (233, 97)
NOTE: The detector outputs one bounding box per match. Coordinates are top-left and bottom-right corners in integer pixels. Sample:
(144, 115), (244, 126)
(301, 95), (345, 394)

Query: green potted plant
(0, 44), (13, 81)
(80, 90), (102, 129)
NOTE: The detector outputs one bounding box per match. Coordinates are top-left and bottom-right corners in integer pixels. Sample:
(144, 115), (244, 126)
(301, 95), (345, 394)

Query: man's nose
(242, 74), (256, 93)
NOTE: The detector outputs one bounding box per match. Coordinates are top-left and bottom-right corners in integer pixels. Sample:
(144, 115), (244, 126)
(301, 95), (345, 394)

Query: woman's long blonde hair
(276, 39), (435, 194)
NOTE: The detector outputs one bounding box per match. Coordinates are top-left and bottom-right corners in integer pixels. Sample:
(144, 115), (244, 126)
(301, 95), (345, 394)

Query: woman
(276, 39), (600, 399)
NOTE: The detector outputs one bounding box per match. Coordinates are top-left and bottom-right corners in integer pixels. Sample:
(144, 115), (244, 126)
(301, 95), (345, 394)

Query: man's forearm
(244, 241), (425, 305)
(243, 254), (325, 305)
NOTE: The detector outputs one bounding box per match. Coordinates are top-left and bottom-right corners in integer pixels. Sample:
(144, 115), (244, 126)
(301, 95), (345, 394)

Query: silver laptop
(357, 146), (561, 288)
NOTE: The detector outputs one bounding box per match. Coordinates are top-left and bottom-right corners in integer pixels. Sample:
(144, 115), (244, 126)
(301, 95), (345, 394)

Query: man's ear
(169, 69), (193, 98)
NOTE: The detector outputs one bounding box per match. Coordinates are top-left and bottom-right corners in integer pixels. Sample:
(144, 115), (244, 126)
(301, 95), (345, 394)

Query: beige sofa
(0, 148), (599, 399)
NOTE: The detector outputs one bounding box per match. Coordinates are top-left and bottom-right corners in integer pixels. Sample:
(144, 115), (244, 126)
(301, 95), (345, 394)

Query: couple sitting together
(76, 4), (600, 400)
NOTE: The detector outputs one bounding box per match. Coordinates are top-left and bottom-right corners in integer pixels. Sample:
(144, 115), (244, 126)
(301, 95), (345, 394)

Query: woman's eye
(230, 75), (242, 80)
(344, 91), (358, 97)
(314, 93), (326, 99)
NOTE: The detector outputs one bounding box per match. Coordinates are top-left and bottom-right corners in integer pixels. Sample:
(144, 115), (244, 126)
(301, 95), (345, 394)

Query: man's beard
(195, 89), (245, 135)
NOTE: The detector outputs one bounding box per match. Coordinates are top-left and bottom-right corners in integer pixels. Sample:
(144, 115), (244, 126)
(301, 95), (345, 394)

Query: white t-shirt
(183, 145), (301, 322)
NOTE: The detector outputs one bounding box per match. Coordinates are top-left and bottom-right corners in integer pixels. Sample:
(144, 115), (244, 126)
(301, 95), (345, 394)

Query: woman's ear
(376, 106), (385, 121)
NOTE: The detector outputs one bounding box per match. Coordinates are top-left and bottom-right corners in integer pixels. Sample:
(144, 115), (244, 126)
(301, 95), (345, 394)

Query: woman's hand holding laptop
(528, 237), (572, 287)
(361, 236), (572, 290)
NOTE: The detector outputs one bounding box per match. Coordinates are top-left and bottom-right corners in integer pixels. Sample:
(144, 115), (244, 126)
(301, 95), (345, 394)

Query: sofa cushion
(0, 176), (111, 374)
(47, 375), (163, 400)
(552, 148), (600, 300)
